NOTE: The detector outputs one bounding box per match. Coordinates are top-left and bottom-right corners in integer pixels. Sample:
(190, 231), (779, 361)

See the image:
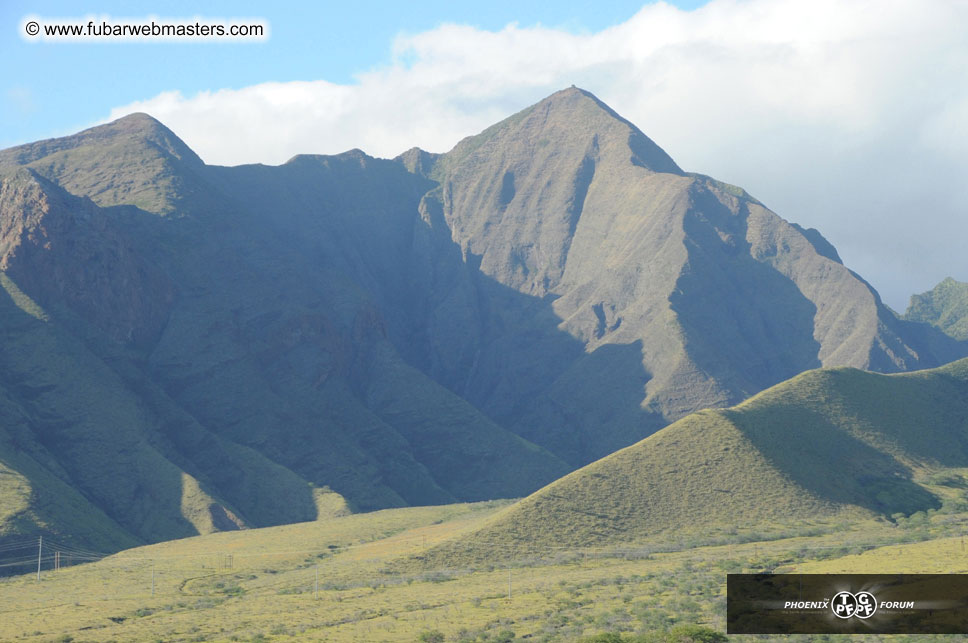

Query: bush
(580, 634), (624, 643)
(417, 630), (445, 643)
(581, 626), (727, 643)
(664, 624), (728, 642)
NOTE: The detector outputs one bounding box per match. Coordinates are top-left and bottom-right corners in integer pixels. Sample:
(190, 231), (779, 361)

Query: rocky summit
(0, 87), (964, 551)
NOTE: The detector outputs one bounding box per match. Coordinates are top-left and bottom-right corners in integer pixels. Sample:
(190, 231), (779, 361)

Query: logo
(832, 591), (877, 619)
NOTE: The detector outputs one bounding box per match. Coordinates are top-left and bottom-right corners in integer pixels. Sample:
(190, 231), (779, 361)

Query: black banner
(727, 574), (968, 634)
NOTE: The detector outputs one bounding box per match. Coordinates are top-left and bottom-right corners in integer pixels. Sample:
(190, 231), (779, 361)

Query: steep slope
(0, 115), (568, 553)
(0, 267), (263, 548)
(424, 357), (968, 561)
(905, 277), (968, 341)
(0, 169), (341, 544)
(186, 152), (569, 509)
(0, 166), (175, 346)
(399, 87), (966, 464)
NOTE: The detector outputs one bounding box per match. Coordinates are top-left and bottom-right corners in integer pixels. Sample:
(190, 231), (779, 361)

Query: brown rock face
(0, 169), (174, 345)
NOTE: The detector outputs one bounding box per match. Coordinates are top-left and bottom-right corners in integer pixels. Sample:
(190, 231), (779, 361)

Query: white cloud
(107, 0), (968, 309)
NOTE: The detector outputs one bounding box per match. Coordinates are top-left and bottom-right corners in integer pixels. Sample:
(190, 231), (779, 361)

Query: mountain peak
(439, 87), (681, 180)
(395, 147), (439, 177)
(107, 111), (167, 130)
(0, 112), (213, 215)
(0, 113), (203, 171)
(424, 87), (686, 298)
(82, 112), (204, 167)
(537, 86), (625, 120)
(539, 84), (594, 104)
(527, 86), (682, 174)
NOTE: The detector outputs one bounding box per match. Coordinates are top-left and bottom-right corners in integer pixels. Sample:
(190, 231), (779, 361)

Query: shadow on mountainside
(728, 404), (941, 517)
(721, 365), (968, 517)
(382, 179), (663, 468)
(205, 155), (661, 470)
(672, 180), (822, 402)
(0, 285), (205, 545)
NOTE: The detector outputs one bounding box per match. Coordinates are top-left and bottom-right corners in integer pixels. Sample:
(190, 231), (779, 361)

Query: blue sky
(2, 0), (966, 308)
(2, 0), (707, 148)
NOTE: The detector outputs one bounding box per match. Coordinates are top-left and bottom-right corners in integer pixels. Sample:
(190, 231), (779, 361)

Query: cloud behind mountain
(105, 0), (968, 310)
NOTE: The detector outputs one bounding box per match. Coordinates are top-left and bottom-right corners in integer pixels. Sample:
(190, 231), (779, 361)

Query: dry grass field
(2, 497), (968, 642)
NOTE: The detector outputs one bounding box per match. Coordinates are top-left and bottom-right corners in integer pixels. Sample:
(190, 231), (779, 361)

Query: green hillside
(423, 358), (968, 563)
(905, 277), (968, 341)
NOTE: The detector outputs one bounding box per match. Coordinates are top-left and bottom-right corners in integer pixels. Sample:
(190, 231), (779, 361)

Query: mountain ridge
(400, 87), (966, 464)
(905, 277), (968, 341)
(0, 87), (964, 553)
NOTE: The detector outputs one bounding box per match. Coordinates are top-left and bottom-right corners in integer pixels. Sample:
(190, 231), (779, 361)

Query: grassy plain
(2, 498), (968, 642)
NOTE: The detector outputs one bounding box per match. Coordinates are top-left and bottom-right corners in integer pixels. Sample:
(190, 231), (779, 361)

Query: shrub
(417, 630), (445, 643)
(664, 624), (728, 642)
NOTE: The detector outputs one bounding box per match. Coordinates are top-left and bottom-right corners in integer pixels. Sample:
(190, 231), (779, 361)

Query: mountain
(904, 277), (968, 341)
(394, 87), (967, 464)
(419, 357), (968, 563)
(0, 88), (964, 552)
(0, 116), (568, 552)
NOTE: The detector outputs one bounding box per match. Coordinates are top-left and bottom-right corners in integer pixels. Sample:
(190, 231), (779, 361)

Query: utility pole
(507, 565), (511, 600)
(314, 565), (319, 599)
(36, 536), (42, 581)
